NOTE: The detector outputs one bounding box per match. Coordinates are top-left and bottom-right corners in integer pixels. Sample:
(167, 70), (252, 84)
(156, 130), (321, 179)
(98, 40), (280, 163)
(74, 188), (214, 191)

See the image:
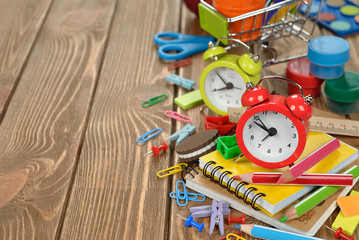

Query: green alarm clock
(199, 40), (262, 115)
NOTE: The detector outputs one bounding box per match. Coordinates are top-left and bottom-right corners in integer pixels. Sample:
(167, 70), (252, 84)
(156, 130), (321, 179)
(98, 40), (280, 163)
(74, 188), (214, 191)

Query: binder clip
(169, 123), (196, 145)
(189, 200), (230, 236)
(217, 135), (242, 160)
(165, 74), (195, 90)
(169, 181), (205, 207)
(205, 115), (237, 136)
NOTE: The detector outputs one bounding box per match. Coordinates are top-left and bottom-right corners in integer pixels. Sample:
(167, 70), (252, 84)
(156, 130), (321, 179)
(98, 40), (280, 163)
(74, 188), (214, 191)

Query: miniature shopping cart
(198, 0), (324, 66)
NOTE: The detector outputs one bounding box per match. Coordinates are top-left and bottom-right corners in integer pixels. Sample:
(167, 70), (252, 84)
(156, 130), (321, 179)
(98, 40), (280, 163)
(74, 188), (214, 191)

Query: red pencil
(233, 172), (353, 186)
(277, 138), (340, 183)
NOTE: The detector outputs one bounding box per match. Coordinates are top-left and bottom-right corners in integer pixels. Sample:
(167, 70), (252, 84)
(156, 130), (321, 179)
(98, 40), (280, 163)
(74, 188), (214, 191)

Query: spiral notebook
(189, 132), (358, 216)
(186, 164), (359, 236)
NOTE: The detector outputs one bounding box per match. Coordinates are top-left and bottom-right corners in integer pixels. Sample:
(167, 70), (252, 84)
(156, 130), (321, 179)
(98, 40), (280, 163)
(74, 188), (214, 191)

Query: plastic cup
(213, 0), (266, 42)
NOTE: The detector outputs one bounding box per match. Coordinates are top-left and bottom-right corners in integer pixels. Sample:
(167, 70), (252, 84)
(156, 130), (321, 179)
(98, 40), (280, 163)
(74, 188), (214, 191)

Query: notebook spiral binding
(181, 160), (199, 182)
(201, 160), (266, 211)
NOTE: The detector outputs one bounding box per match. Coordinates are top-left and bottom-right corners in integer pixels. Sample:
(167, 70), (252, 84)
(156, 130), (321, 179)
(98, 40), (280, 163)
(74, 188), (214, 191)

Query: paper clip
(164, 111), (192, 123)
(169, 180), (205, 207)
(156, 163), (188, 178)
(169, 123), (196, 145)
(226, 233), (246, 240)
(165, 74), (195, 90)
(136, 128), (162, 144)
(142, 94), (168, 108)
(167, 58), (193, 70)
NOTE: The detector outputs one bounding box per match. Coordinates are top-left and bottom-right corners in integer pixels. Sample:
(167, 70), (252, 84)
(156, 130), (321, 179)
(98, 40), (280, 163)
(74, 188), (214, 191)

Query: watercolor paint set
(302, 0), (359, 36)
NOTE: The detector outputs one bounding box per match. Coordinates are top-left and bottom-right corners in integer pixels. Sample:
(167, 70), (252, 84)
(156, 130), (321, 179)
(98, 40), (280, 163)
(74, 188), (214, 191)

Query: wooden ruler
(228, 107), (359, 137)
(309, 116), (359, 137)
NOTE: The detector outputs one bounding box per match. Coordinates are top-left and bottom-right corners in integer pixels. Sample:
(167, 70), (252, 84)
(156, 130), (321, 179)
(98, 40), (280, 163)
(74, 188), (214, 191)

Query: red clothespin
(205, 115), (237, 136)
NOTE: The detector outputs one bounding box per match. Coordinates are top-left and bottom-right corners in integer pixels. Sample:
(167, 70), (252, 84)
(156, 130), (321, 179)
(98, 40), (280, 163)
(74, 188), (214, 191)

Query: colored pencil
(233, 224), (325, 240)
(277, 138), (340, 183)
(280, 165), (359, 223)
(233, 172), (353, 186)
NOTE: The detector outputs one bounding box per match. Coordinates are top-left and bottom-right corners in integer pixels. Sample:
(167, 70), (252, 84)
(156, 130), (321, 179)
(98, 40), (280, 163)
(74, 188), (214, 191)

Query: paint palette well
(302, 0), (359, 36)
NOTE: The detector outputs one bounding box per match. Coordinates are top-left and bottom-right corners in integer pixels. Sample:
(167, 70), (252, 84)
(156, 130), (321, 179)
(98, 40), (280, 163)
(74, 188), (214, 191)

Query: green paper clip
(216, 135), (241, 159)
(142, 94), (168, 108)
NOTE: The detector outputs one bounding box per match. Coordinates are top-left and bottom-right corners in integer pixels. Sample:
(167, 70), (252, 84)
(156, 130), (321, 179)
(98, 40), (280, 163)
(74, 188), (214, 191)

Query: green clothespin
(216, 135), (241, 159)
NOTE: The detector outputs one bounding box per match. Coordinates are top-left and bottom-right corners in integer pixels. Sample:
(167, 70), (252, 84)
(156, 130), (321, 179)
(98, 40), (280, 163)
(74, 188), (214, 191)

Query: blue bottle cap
(308, 36), (350, 67)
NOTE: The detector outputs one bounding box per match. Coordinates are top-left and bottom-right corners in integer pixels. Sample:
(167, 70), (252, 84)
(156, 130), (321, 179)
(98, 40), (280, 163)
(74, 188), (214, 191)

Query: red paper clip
(167, 58), (193, 70)
(164, 111), (192, 123)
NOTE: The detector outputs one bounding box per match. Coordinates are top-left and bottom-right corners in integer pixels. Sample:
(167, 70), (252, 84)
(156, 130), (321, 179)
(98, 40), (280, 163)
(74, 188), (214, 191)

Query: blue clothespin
(189, 200), (230, 236)
(165, 74), (195, 90)
(169, 124), (196, 145)
(169, 181), (205, 207)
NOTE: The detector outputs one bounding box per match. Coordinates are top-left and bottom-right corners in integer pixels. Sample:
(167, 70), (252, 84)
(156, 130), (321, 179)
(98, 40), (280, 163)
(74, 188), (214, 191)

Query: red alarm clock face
(236, 96), (307, 168)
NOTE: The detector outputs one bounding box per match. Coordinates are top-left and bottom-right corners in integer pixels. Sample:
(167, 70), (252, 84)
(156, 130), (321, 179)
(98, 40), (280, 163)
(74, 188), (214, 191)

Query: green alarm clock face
(204, 67), (246, 112)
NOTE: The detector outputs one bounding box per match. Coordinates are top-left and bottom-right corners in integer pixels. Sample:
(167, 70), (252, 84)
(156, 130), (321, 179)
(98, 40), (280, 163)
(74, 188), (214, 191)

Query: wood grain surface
(0, 0), (53, 119)
(0, 0), (358, 239)
(0, 0), (116, 238)
(60, 0), (180, 239)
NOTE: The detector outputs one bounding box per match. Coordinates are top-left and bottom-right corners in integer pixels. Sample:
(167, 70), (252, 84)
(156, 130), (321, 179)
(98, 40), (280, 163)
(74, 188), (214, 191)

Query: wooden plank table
(0, 0), (358, 239)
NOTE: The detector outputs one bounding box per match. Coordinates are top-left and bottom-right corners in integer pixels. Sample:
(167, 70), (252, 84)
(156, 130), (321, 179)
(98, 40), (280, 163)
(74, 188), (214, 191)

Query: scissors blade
(158, 42), (210, 60)
(154, 32), (214, 45)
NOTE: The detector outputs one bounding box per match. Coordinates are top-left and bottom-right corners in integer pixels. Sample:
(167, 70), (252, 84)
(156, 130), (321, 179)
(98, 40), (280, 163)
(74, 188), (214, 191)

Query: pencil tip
(280, 215), (287, 223)
(277, 177), (285, 184)
(233, 224), (241, 230)
(233, 175), (241, 180)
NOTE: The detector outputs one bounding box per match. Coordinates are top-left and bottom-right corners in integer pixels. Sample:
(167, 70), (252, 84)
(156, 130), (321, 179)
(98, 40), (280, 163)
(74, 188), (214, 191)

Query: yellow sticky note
(337, 194), (359, 217)
(332, 191), (359, 236)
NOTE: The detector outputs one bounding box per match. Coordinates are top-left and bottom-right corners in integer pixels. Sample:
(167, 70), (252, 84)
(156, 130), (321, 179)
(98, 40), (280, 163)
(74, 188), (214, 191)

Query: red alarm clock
(236, 76), (313, 169)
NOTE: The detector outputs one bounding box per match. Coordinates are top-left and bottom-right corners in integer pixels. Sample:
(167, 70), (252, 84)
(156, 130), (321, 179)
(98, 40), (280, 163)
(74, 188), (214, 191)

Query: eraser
(174, 89), (203, 110)
(332, 190), (359, 236)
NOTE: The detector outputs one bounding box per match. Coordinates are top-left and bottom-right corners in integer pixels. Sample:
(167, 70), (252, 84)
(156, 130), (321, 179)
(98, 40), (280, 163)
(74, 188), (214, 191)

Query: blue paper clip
(169, 124), (196, 145)
(169, 180), (205, 207)
(165, 74), (195, 90)
(136, 128), (162, 144)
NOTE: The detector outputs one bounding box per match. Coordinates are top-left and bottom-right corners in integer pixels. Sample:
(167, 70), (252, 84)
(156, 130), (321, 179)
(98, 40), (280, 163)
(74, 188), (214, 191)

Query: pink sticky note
(337, 194), (359, 217)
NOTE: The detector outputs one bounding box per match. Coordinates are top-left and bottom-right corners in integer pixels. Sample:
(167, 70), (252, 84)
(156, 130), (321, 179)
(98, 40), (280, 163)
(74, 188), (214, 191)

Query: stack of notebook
(185, 132), (358, 236)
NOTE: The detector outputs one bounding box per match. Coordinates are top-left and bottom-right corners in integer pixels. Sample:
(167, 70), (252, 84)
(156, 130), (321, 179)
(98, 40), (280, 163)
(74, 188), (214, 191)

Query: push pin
(326, 226), (354, 240)
(228, 214), (245, 224)
(228, 214), (256, 224)
(176, 214), (204, 232)
(144, 142), (168, 156)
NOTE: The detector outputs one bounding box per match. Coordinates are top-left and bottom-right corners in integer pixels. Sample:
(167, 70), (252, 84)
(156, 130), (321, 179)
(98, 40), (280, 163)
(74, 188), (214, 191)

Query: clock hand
(233, 87), (242, 90)
(257, 117), (270, 131)
(216, 72), (229, 86)
(254, 121), (270, 132)
(262, 133), (270, 142)
(262, 127), (278, 141)
(212, 86), (227, 92)
(212, 82), (235, 92)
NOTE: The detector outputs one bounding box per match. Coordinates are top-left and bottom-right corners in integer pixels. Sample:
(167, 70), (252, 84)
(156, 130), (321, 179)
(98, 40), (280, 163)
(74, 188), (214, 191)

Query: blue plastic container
(308, 36), (350, 79)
